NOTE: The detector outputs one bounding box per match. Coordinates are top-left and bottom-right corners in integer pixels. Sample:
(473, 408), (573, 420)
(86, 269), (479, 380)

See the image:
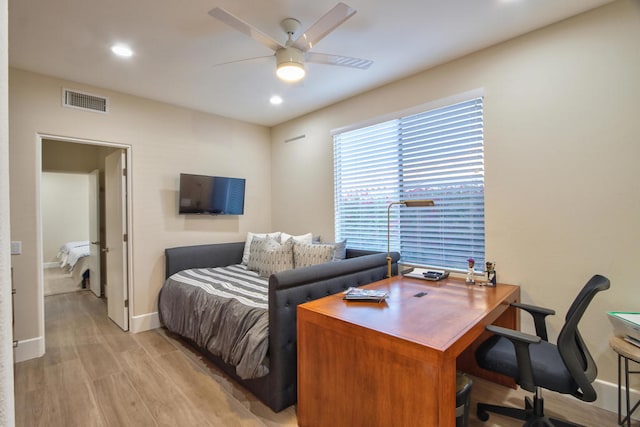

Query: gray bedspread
(159, 265), (269, 379)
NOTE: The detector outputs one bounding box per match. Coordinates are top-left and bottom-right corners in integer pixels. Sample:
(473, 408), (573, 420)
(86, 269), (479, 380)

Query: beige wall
(271, 0), (640, 393)
(9, 69), (271, 343)
(42, 138), (102, 172)
(41, 172), (91, 263)
(0, 0), (16, 421)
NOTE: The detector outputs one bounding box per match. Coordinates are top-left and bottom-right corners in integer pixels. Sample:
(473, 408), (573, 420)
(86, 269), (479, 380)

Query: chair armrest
(486, 324), (541, 344)
(511, 302), (555, 341)
(486, 325), (541, 392)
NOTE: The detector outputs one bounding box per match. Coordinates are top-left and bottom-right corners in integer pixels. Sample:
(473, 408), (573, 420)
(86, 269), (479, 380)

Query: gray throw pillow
(312, 239), (347, 261)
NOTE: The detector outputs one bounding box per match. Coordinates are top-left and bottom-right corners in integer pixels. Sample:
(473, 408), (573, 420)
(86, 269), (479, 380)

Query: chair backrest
(557, 274), (610, 402)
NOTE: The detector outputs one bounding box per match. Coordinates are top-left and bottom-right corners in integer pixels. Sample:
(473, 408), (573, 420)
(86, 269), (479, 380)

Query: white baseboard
(13, 336), (45, 363)
(130, 311), (161, 333)
(543, 378), (639, 421)
(593, 378), (640, 422)
(14, 312), (162, 362)
(43, 262), (59, 269)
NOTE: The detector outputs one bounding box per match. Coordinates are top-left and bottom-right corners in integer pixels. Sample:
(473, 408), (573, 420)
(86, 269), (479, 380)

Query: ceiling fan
(208, 2), (373, 83)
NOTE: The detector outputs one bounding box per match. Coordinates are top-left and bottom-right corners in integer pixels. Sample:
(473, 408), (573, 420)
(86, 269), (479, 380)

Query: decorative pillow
(247, 236), (294, 277)
(280, 232), (313, 244)
(327, 239), (347, 261)
(241, 231), (281, 265)
(294, 242), (336, 268)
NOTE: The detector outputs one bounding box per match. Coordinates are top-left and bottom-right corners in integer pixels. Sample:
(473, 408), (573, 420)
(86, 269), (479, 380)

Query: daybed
(158, 240), (399, 412)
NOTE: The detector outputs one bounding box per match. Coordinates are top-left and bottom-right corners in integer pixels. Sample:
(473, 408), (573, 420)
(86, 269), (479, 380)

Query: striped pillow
(248, 236), (294, 277)
(241, 231), (281, 265)
(293, 242), (336, 268)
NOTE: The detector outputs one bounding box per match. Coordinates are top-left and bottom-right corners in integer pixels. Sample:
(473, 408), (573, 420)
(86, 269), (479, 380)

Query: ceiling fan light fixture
(277, 63), (305, 82)
(276, 47), (305, 82)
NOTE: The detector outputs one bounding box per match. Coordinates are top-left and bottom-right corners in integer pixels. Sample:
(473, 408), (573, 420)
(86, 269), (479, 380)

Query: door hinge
(122, 168), (127, 177)
(124, 299), (129, 308)
(123, 233), (128, 242)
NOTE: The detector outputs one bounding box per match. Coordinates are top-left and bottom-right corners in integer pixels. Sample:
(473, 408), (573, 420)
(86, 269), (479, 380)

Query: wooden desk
(297, 276), (520, 427)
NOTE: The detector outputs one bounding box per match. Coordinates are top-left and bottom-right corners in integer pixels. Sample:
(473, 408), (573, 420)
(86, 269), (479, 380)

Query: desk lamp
(387, 199), (435, 277)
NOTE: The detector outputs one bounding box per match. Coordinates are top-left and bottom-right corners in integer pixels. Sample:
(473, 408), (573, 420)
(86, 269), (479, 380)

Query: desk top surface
(299, 276), (520, 352)
(609, 335), (640, 362)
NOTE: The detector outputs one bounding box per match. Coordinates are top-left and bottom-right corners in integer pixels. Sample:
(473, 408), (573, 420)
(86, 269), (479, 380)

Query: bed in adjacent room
(56, 240), (91, 289)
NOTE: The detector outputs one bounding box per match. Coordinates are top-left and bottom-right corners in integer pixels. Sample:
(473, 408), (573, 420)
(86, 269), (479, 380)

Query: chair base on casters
(477, 392), (584, 427)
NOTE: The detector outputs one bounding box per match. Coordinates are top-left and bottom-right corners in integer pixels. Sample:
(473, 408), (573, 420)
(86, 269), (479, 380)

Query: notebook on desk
(607, 311), (640, 344)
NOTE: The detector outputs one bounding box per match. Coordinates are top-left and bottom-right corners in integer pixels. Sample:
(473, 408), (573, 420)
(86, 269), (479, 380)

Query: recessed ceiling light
(270, 95), (283, 105)
(111, 44), (133, 57)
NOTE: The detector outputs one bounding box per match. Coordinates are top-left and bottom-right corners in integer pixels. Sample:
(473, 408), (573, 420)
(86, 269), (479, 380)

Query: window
(333, 97), (484, 271)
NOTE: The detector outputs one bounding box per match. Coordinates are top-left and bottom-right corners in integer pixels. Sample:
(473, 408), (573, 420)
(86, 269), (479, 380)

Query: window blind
(334, 97), (484, 271)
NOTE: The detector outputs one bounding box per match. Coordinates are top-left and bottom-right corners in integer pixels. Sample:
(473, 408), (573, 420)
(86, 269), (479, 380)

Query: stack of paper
(343, 287), (389, 303)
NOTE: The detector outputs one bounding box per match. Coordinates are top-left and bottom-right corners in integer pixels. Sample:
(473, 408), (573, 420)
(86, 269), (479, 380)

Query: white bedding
(58, 241), (90, 270)
(59, 240), (89, 255)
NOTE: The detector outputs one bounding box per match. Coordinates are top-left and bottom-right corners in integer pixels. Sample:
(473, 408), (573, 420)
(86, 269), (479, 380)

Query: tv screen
(179, 173), (246, 215)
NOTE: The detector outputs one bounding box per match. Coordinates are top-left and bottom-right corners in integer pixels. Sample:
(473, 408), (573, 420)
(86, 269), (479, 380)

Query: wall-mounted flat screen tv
(179, 173), (246, 215)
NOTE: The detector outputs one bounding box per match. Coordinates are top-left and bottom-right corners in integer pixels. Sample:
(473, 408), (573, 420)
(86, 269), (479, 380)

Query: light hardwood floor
(43, 266), (83, 296)
(14, 291), (632, 426)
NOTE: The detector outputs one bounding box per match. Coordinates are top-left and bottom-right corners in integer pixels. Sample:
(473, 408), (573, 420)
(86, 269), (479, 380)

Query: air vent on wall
(62, 88), (109, 113)
(284, 134), (306, 143)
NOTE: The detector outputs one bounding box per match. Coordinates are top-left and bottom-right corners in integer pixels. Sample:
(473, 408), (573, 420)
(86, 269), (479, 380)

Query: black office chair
(475, 274), (611, 427)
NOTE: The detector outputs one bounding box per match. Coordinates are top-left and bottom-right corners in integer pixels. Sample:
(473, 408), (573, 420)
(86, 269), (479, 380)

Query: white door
(105, 150), (129, 330)
(88, 169), (101, 297)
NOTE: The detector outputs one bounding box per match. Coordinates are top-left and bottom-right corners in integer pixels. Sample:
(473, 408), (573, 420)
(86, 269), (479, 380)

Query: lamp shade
(402, 200), (435, 207)
(276, 47), (306, 82)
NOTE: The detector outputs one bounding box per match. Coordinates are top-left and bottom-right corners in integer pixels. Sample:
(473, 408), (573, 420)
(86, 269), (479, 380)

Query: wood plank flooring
(43, 266), (82, 296)
(14, 291), (632, 426)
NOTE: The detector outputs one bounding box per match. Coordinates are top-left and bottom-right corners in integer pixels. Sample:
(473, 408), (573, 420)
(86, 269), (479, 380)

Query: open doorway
(41, 170), (97, 295)
(39, 135), (132, 332)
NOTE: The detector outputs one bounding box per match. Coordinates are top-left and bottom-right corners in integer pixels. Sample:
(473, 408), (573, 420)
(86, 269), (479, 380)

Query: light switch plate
(11, 241), (22, 255)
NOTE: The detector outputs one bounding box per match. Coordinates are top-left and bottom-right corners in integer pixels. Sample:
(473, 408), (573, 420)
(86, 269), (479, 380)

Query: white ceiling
(9, 0), (614, 127)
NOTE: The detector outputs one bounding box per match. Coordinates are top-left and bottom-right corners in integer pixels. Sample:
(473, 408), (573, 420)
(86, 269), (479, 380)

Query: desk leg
(298, 309), (445, 426)
(439, 357), (457, 426)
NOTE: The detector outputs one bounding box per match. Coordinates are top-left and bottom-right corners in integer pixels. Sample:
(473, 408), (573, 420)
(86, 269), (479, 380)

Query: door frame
(36, 133), (133, 340)
(88, 168), (101, 297)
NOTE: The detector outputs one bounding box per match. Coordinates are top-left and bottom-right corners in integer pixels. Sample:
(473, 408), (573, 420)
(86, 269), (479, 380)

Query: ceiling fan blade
(211, 55), (273, 69)
(209, 7), (283, 52)
(305, 52), (372, 70)
(292, 3), (356, 52)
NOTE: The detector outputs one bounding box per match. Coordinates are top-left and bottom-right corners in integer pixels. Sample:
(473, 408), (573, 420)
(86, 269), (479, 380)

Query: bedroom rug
(43, 267), (82, 296)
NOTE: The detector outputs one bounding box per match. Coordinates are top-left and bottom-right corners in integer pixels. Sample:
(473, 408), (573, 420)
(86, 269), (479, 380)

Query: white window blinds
(334, 97), (485, 271)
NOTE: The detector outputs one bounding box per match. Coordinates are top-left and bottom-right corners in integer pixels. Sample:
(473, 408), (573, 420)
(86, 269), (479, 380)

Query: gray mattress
(158, 264), (270, 379)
